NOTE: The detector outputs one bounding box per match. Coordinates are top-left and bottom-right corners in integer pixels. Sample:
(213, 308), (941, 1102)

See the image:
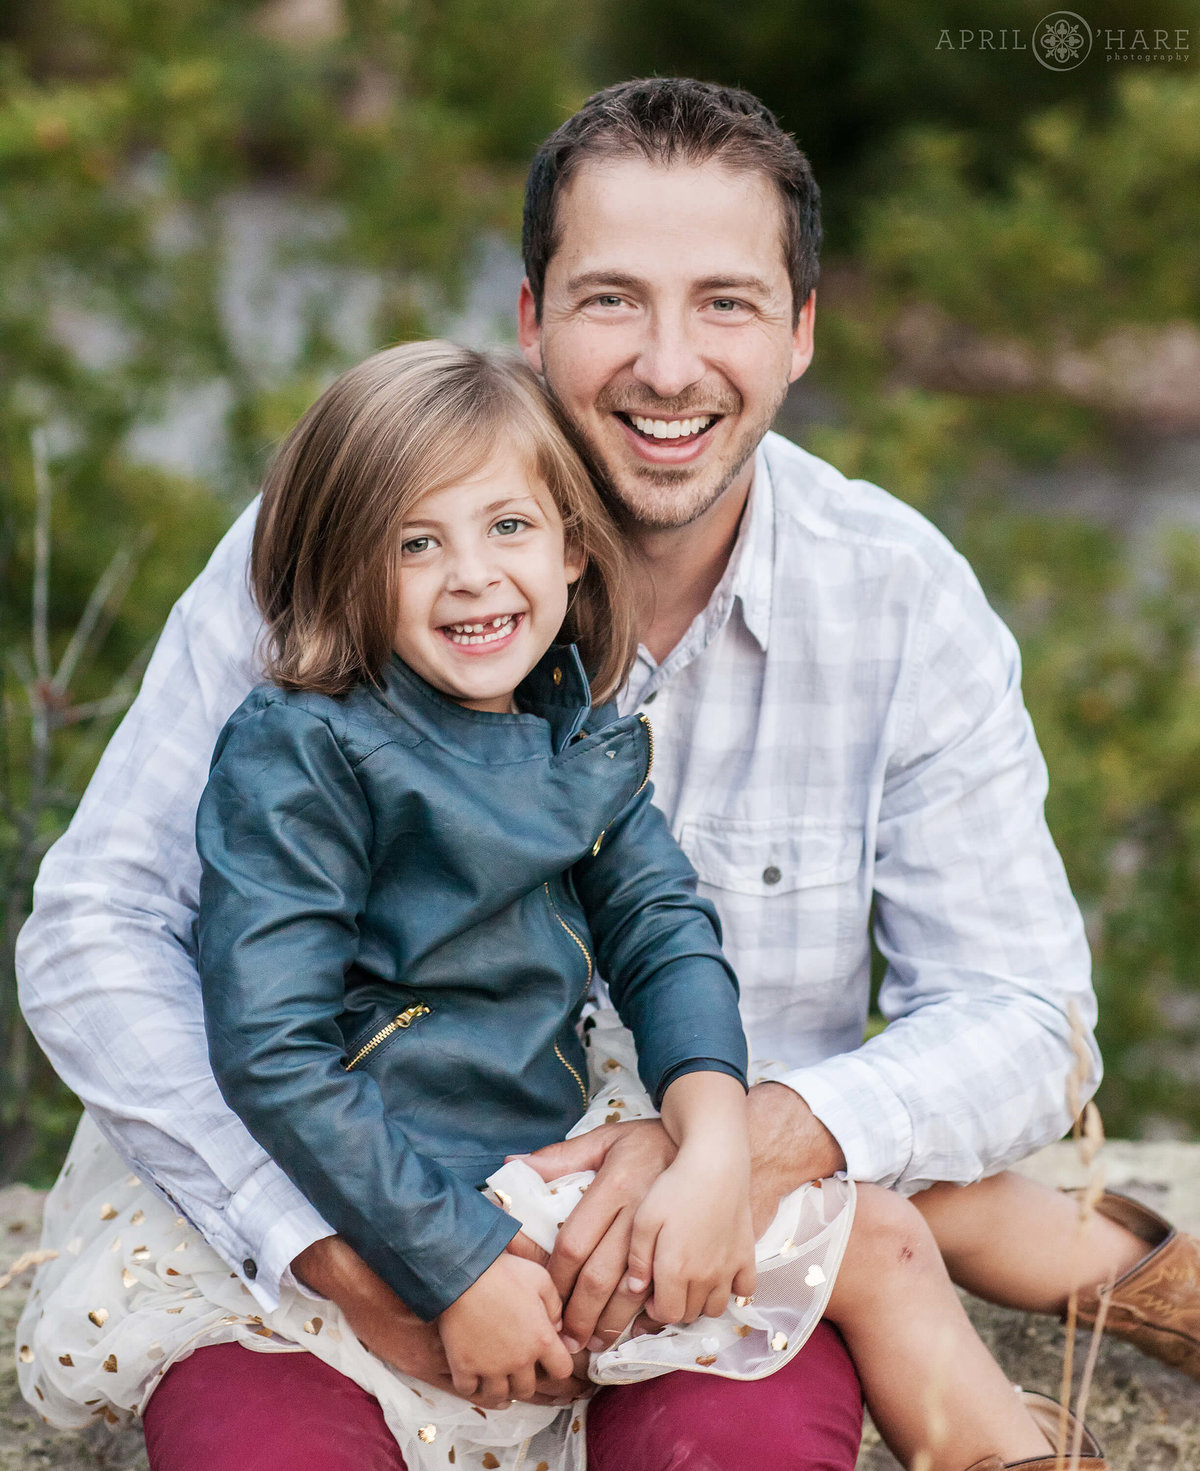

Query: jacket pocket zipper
(635, 712), (654, 793)
(543, 883), (592, 1106)
(344, 1003), (431, 1071)
(543, 883), (593, 992)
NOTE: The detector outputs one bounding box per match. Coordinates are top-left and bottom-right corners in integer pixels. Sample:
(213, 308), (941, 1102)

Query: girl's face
(393, 447), (584, 713)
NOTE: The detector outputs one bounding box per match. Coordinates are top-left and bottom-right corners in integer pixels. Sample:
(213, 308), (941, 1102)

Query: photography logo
(935, 14), (1190, 65)
(1034, 11), (1092, 69)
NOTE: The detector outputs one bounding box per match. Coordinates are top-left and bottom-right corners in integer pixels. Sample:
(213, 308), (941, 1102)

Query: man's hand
(516, 1118), (676, 1351)
(519, 1082), (846, 1349)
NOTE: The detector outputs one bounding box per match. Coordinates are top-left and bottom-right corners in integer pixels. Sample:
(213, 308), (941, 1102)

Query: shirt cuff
(222, 1158), (336, 1312)
(776, 1051), (915, 1189)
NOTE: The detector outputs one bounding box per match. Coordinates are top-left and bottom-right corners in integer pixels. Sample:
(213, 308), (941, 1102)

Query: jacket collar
(375, 644), (593, 760)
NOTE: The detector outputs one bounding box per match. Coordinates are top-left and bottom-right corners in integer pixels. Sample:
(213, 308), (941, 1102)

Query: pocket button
(762, 865), (782, 886)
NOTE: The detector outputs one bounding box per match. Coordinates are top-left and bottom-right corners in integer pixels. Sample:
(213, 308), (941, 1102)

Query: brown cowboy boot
(965, 1389), (1107, 1469)
(1073, 1189), (1200, 1379)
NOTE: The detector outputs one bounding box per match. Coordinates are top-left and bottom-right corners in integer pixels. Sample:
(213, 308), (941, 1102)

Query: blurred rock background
(2, 0), (1199, 1190)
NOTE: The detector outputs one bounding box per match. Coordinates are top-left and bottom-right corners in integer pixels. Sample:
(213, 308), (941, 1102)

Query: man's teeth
(444, 614), (517, 645)
(630, 414), (715, 441)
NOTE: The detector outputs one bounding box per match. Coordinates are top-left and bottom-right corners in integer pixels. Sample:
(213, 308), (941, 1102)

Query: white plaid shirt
(17, 431), (1098, 1311)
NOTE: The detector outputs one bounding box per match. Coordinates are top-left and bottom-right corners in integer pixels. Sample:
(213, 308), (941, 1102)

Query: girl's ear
(564, 539), (586, 586)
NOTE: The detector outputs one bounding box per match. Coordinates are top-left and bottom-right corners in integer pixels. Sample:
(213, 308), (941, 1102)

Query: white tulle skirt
(16, 1013), (855, 1471)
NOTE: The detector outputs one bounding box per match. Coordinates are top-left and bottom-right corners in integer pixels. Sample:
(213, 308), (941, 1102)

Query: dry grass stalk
(0, 1247), (58, 1291)
(1071, 1284), (1112, 1468)
(1056, 1002), (1111, 1471)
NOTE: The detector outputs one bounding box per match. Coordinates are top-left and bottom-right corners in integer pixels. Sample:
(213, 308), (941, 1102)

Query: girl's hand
(439, 1251), (576, 1406)
(625, 1140), (757, 1325)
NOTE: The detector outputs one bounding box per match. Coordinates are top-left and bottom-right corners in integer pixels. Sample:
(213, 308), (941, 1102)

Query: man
(19, 78), (1105, 1469)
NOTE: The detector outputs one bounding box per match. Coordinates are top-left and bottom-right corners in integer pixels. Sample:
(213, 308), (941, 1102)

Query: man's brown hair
(523, 77), (821, 326)
(251, 340), (638, 702)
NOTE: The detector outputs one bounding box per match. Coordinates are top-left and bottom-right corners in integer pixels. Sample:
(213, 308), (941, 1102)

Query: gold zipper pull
(395, 1004), (431, 1028)
(344, 1003), (431, 1069)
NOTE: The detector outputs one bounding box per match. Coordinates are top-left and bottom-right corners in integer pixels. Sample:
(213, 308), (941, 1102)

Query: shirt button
(762, 865), (782, 886)
(552, 667), (563, 686)
(242, 1258), (258, 1280)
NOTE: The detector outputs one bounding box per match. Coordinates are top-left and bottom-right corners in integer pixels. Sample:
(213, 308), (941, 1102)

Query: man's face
(518, 157), (814, 531)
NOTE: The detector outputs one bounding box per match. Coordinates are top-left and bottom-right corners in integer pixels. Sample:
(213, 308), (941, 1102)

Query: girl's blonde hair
(251, 340), (638, 703)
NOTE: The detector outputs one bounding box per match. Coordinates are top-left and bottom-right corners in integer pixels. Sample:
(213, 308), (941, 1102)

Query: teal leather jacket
(196, 646), (747, 1320)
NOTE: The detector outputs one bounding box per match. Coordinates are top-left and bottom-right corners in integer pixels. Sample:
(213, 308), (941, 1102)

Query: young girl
(19, 341), (1115, 1471)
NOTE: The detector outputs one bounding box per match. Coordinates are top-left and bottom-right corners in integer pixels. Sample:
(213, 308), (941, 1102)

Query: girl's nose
(444, 543), (502, 597)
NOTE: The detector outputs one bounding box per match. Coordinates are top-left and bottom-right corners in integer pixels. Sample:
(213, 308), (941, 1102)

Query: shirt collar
(675, 440), (776, 661)
(728, 441), (776, 653)
(623, 442), (776, 706)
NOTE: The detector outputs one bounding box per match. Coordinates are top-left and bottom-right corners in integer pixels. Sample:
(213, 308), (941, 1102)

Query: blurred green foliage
(0, 0), (593, 1180)
(3, 0), (1199, 1180)
(592, 0), (1198, 244)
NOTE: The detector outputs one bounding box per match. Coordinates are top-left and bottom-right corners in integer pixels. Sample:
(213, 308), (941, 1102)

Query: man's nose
(631, 312), (706, 402)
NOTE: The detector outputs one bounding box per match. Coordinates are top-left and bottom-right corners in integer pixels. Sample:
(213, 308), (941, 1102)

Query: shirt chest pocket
(678, 815), (864, 1001)
(679, 815), (861, 896)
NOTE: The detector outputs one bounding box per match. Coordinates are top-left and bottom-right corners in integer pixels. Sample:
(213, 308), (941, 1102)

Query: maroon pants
(143, 1326), (861, 1470)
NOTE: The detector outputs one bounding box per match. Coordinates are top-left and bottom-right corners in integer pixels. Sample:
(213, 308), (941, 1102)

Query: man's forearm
(746, 1081), (846, 1232)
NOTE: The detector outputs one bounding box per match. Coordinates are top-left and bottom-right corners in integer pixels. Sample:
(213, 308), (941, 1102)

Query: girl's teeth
(444, 614), (516, 645)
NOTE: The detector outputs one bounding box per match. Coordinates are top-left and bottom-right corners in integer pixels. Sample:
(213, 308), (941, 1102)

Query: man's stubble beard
(544, 376), (789, 533)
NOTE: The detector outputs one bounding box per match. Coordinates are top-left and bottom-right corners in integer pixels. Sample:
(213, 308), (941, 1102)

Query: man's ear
(517, 279), (544, 374)
(788, 290), (816, 384)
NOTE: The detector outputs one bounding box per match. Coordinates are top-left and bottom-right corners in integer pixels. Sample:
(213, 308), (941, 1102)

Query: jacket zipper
(635, 712), (655, 793)
(543, 882), (592, 1106)
(344, 1003), (431, 1071)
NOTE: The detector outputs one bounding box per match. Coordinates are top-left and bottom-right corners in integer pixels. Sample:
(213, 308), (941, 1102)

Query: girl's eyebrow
(400, 494), (543, 530)
(480, 495), (542, 516)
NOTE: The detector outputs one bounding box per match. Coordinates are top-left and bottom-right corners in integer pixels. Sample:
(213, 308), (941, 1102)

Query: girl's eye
(492, 517), (528, 536)
(401, 535), (433, 555)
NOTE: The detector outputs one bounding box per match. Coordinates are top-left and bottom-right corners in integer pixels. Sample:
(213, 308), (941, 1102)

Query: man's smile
(622, 413), (718, 443)
(612, 410), (724, 465)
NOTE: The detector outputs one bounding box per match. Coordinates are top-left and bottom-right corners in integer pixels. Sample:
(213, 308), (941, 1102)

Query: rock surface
(3, 1143), (1199, 1469)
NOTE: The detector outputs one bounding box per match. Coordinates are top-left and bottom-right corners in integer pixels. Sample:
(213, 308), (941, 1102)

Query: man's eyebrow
(694, 275), (774, 296)
(564, 270), (776, 297)
(564, 270), (646, 295)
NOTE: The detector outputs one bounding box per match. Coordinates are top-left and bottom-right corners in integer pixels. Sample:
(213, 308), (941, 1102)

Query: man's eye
(711, 298), (743, 312)
(493, 517), (528, 536)
(401, 536), (432, 555)
(592, 295), (625, 308)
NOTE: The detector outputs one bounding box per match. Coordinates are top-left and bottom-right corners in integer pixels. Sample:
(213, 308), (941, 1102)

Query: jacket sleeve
(572, 778), (748, 1104)
(196, 700), (518, 1320)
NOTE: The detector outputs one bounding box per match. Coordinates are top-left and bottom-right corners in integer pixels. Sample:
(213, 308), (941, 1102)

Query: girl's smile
(440, 611), (524, 649)
(393, 448), (583, 713)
